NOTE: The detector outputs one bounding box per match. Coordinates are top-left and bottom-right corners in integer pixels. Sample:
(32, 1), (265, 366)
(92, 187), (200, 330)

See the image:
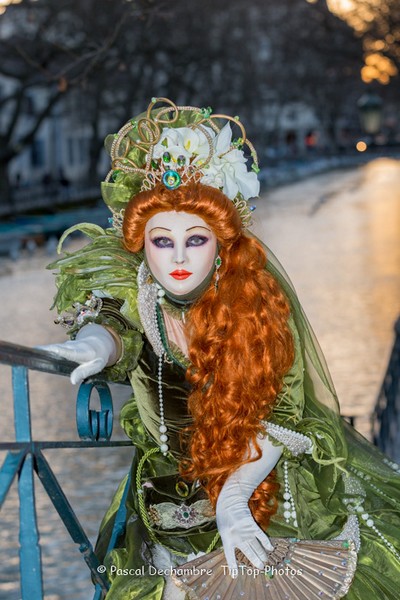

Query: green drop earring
(214, 255), (222, 291)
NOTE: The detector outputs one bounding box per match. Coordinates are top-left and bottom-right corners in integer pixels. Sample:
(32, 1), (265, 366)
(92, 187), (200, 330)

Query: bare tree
(0, 0), (165, 205)
(0, 0), (373, 210)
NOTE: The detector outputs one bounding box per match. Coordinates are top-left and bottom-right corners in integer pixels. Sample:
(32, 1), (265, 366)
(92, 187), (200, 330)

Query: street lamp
(357, 91), (383, 135)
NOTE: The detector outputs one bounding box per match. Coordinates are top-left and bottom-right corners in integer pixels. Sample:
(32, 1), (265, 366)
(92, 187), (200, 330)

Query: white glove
(39, 324), (119, 385)
(216, 434), (282, 573)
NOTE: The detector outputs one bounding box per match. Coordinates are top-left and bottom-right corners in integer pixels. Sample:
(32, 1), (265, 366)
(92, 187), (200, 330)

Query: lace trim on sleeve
(264, 422), (313, 456)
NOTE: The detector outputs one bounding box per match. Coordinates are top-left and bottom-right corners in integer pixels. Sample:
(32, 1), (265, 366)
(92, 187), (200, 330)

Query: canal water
(1, 158), (400, 598)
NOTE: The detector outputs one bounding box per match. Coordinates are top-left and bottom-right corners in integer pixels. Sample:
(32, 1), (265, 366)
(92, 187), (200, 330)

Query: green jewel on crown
(162, 170), (181, 190)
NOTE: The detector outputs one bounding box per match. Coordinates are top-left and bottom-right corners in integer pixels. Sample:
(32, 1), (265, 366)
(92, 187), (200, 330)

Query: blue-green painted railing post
(13, 365), (43, 598)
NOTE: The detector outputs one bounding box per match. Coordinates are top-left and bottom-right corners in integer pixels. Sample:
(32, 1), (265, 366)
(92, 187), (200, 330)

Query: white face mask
(144, 211), (218, 297)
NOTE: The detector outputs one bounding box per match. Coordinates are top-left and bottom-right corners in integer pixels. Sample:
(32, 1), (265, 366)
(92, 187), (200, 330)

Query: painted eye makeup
(186, 235), (209, 247)
(151, 236), (174, 248)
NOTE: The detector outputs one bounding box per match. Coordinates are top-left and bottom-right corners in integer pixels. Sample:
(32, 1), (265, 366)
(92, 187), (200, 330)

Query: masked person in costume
(44, 99), (400, 600)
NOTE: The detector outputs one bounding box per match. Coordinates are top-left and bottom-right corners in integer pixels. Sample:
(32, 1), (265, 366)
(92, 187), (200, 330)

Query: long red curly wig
(123, 182), (294, 529)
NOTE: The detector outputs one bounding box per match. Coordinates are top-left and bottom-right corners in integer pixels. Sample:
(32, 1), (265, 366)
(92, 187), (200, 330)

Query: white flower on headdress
(152, 123), (259, 201)
(201, 123), (260, 200)
(153, 127), (214, 164)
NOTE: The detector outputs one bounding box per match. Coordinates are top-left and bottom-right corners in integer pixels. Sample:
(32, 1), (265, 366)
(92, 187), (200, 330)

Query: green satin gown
(49, 227), (400, 599)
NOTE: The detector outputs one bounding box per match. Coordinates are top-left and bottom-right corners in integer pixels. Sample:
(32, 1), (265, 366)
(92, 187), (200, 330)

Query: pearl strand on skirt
(158, 353), (169, 455)
(283, 460), (298, 527)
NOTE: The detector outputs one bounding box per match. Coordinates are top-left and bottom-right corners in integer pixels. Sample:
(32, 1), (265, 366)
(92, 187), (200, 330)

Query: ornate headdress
(101, 97), (260, 232)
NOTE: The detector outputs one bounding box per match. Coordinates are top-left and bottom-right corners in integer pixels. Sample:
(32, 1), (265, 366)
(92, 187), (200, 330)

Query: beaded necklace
(137, 261), (193, 455)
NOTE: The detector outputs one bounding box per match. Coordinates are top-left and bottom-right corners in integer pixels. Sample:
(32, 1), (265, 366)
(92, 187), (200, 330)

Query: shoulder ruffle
(48, 223), (144, 379)
(48, 223), (143, 327)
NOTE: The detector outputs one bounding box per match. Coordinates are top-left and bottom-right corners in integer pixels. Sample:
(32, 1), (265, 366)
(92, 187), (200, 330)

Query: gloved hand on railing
(216, 434), (282, 573)
(38, 324), (120, 385)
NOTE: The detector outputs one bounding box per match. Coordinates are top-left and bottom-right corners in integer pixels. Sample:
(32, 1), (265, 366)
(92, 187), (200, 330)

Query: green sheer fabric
(49, 227), (400, 599)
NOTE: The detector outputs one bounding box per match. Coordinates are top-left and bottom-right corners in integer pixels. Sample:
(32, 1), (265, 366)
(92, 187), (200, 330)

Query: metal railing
(0, 341), (132, 600)
(373, 317), (400, 460)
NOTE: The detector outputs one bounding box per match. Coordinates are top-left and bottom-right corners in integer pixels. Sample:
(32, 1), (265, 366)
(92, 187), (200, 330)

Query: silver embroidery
(148, 499), (215, 530)
(54, 293), (103, 330)
(137, 261), (164, 357)
(342, 471), (400, 562)
(334, 515), (361, 551)
(264, 422), (313, 456)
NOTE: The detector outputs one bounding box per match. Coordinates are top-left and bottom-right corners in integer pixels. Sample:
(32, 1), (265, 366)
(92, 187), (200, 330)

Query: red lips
(169, 269), (192, 280)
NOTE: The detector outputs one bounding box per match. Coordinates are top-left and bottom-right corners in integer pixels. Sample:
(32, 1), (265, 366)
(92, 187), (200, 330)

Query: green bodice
(123, 311), (307, 458)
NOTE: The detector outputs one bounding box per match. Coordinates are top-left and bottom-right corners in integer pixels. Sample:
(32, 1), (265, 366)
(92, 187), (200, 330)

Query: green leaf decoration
(48, 227), (143, 323)
(57, 223), (106, 254)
